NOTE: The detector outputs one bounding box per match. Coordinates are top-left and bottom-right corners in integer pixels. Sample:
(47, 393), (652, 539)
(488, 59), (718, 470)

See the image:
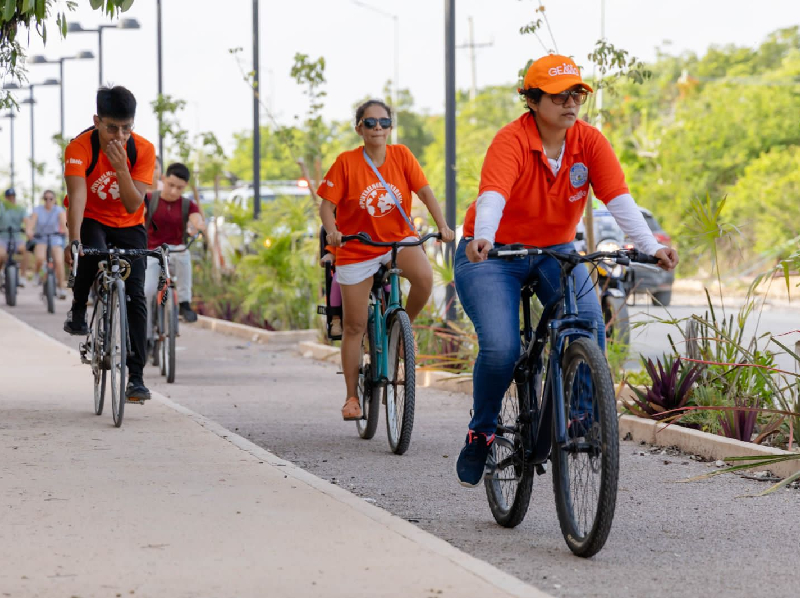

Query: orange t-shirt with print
(316, 144), (428, 266)
(63, 129), (156, 229)
(463, 113), (629, 247)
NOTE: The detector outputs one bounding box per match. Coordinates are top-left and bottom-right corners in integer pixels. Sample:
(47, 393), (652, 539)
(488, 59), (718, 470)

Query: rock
(715, 460), (726, 467)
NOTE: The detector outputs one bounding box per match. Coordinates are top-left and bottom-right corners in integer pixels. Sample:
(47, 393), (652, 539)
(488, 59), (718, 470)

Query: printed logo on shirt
(569, 189), (588, 203)
(569, 162), (588, 188)
(90, 170), (121, 202)
(321, 179), (334, 187)
(67, 158), (83, 165)
(359, 182), (402, 218)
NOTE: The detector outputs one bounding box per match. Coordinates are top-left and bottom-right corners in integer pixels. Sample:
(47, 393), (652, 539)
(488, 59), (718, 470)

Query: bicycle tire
(159, 294), (168, 377)
(551, 337), (618, 557)
(109, 279), (128, 428)
(91, 302), (106, 416)
(385, 310), (415, 455)
(44, 271), (56, 313)
(485, 375), (535, 528)
(165, 291), (177, 383)
(356, 309), (381, 439)
(151, 296), (160, 367)
(5, 264), (17, 306)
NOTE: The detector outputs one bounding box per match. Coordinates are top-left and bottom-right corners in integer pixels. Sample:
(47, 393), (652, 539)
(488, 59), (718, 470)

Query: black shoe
(455, 430), (495, 488)
(125, 378), (151, 402)
(63, 308), (89, 336)
(179, 301), (198, 323)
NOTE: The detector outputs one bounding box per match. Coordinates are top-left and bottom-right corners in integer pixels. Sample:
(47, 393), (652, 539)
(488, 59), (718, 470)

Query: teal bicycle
(341, 231), (441, 455)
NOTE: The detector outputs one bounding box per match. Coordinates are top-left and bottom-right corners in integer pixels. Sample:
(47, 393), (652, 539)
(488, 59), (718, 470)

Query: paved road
(8, 288), (800, 597)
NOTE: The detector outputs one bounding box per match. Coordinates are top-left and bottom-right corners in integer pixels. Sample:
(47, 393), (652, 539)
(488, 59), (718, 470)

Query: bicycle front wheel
(91, 303), (106, 415)
(551, 337), (618, 558)
(356, 314), (381, 440)
(165, 290), (177, 384)
(485, 375), (535, 528)
(109, 280), (128, 428)
(5, 264), (17, 306)
(44, 271), (56, 313)
(385, 310), (415, 455)
(151, 296), (160, 367)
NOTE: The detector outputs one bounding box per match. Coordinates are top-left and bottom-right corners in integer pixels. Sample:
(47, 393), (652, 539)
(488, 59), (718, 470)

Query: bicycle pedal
(535, 464), (547, 475)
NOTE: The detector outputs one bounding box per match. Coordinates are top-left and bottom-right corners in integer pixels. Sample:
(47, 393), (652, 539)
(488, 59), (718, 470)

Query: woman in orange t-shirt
(318, 99), (454, 421)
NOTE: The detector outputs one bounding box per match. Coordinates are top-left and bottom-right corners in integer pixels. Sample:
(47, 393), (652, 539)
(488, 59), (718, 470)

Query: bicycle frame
(367, 248), (404, 387)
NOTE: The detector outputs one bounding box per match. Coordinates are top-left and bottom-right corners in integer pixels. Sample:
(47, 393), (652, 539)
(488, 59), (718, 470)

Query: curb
(619, 414), (800, 479)
(6, 309), (545, 599)
(300, 341), (800, 479)
(196, 314), (318, 344)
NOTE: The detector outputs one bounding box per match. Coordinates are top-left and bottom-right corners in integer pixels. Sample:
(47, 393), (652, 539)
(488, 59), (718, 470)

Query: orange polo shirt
(317, 144), (427, 265)
(463, 112), (629, 247)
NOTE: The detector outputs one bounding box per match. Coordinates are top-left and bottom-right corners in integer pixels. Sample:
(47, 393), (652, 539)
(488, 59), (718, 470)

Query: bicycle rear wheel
(485, 375), (535, 528)
(151, 296), (160, 367)
(385, 310), (415, 455)
(5, 264), (17, 306)
(109, 280), (128, 428)
(91, 302), (106, 415)
(44, 270), (56, 313)
(165, 289), (177, 383)
(356, 311), (381, 439)
(551, 337), (618, 557)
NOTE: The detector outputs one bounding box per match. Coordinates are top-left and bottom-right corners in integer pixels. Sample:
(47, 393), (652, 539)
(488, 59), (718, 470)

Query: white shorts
(335, 236), (418, 286)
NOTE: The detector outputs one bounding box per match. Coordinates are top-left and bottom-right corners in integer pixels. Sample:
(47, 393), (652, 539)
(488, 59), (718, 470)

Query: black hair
(165, 162), (191, 182)
(96, 86), (137, 121)
(355, 99), (393, 126)
(520, 87), (545, 115)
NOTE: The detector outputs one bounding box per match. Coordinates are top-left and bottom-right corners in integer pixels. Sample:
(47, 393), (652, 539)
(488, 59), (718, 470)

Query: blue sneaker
(455, 430), (495, 488)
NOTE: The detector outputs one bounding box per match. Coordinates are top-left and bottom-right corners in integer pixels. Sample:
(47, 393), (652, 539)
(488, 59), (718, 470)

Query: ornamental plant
(623, 356), (701, 420)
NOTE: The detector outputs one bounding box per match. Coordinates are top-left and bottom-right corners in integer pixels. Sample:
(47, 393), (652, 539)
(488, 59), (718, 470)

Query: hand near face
(105, 139), (129, 173)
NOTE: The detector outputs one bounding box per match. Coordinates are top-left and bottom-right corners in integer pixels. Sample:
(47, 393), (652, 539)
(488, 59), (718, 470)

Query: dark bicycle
(40, 233), (60, 313)
(150, 233), (201, 383)
(69, 242), (170, 427)
(483, 244), (659, 557)
(2, 226), (23, 306)
(340, 231), (441, 455)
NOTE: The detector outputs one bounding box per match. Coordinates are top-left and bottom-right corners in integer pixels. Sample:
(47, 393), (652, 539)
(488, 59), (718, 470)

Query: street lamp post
(352, 0), (399, 144)
(252, 0), (261, 219)
(3, 80), (60, 211)
(444, 0), (457, 321)
(156, 0), (164, 162)
(29, 51), (95, 140)
(67, 19), (140, 86)
(2, 112), (16, 189)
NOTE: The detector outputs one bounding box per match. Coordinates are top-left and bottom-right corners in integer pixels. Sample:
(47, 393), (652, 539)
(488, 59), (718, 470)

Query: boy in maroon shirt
(144, 162), (205, 331)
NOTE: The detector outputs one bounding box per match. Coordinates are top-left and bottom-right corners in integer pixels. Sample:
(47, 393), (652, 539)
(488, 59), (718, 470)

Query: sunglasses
(549, 90), (589, 106)
(361, 117), (392, 129)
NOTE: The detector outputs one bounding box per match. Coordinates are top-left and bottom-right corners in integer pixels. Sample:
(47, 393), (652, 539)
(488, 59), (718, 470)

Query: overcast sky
(4, 0), (797, 196)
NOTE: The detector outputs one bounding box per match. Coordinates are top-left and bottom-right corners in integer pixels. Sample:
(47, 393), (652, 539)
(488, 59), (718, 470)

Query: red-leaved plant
(624, 356), (701, 420)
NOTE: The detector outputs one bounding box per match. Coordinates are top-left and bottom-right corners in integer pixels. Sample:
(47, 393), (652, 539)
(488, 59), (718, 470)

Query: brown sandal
(341, 396), (362, 421)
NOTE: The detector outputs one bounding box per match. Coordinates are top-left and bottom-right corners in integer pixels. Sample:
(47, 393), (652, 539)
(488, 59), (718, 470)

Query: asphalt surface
(8, 287), (800, 598)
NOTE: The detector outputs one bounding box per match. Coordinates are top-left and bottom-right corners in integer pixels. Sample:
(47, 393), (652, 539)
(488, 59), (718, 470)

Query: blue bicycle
(483, 244), (659, 557)
(341, 231), (441, 455)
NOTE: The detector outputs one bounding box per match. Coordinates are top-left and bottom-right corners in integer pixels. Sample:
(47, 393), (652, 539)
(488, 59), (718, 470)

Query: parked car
(625, 208), (674, 306)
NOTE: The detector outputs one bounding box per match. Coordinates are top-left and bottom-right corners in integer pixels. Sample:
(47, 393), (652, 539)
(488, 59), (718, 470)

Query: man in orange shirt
(453, 55), (679, 486)
(63, 86), (156, 401)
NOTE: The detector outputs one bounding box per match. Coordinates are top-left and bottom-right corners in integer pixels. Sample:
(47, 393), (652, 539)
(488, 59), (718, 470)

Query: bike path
(0, 308), (543, 598)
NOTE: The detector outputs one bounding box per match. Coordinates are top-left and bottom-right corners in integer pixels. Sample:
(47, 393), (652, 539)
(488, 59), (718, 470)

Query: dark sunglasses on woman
(361, 117), (392, 129)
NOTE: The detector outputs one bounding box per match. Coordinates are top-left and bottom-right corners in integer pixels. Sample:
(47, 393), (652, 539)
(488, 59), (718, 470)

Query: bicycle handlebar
(487, 244), (660, 266)
(67, 242), (173, 289)
(339, 231), (442, 247)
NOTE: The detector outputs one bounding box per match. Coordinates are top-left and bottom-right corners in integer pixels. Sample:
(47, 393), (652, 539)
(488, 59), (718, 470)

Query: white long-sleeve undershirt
(473, 190), (665, 256)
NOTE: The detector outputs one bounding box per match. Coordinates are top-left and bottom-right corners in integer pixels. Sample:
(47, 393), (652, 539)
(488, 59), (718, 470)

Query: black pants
(73, 218), (148, 379)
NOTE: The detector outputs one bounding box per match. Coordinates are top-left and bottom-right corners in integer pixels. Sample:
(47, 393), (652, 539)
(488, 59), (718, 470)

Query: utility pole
(445, 0), (457, 322)
(156, 0), (164, 163)
(252, 0), (261, 219)
(456, 16), (492, 101)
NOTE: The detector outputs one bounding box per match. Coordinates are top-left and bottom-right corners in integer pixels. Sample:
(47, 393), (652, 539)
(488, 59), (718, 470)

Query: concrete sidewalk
(0, 309), (543, 598)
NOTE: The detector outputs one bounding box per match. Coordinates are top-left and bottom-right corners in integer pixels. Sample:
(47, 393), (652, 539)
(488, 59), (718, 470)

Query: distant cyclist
(63, 85), (156, 402)
(318, 98), (454, 421)
(453, 55), (679, 487)
(143, 161), (206, 330)
(0, 188), (29, 286)
(27, 189), (67, 298)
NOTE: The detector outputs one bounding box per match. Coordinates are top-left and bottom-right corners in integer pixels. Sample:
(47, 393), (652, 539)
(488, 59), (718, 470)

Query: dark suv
(627, 208), (674, 306)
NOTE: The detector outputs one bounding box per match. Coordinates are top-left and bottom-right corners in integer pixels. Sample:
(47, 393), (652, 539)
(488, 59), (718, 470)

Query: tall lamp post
(29, 51), (95, 140)
(352, 0), (399, 144)
(156, 0), (164, 162)
(444, 0), (457, 321)
(2, 112), (16, 189)
(252, 0), (261, 219)
(67, 18), (140, 86)
(3, 80), (60, 211)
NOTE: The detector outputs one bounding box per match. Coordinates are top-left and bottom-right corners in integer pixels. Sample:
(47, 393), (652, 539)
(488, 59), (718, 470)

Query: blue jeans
(454, 238), (604, 436)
